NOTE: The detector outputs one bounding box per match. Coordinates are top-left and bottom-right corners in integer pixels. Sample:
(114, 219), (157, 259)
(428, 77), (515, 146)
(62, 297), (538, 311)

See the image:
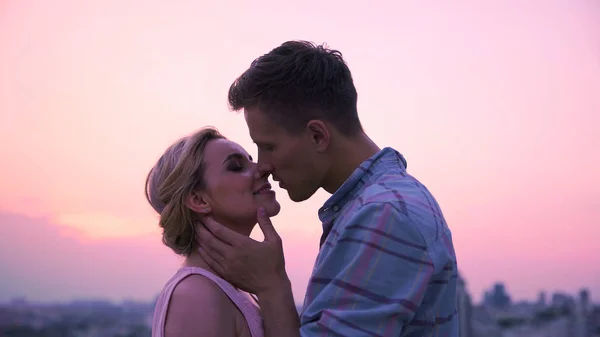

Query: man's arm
(196, 204), (442, 336)
(256, 277), (301, 337)
(299, 202), (437, 337)
(197, 209), (301, 337)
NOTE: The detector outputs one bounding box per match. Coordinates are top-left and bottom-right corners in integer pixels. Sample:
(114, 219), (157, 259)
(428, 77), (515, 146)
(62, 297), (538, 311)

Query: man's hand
(199, 208), (301, 337)
(196, 207), (289, 295)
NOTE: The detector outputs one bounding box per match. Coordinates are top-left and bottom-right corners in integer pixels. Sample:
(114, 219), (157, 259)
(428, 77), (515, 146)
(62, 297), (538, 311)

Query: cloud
(55, 212), (159, 239)
(0, 211), (319, 304)
(0, 211), (181, 303)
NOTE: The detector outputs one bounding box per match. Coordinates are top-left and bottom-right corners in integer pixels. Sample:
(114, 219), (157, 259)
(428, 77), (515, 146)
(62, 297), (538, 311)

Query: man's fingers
(197, 232), (226, 264)
(257, 207), (280, 242)
(203, 217), (246, 247)
(196, 224), (233, 256)
(198, 247), (225, 276)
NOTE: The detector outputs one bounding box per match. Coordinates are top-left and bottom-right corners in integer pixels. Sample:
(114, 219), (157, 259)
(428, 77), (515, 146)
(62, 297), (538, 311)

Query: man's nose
(254, 162), (273, 179)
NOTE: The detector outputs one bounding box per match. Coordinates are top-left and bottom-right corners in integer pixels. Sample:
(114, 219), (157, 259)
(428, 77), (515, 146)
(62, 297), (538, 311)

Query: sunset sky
(1, 0), (599, 305)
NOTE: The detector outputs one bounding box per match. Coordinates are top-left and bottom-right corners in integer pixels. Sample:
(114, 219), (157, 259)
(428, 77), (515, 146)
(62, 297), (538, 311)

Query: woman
(145, 127), (279, 337)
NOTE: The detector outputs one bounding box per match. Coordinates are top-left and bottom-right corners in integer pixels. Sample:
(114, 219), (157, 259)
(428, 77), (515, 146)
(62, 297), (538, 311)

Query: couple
(146, 41), (459, 337)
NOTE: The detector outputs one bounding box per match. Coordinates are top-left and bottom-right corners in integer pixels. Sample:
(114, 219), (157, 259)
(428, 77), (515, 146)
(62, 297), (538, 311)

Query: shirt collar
(318, 147), (407, 219)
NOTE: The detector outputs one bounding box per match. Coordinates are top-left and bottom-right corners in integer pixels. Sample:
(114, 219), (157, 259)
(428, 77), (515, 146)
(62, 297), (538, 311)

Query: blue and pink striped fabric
(299, 147), (459, 337)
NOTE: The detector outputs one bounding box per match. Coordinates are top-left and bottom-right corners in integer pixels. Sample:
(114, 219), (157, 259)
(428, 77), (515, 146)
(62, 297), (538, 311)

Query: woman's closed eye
(227, 161), (246, 172)
(223, 153), (253, 172)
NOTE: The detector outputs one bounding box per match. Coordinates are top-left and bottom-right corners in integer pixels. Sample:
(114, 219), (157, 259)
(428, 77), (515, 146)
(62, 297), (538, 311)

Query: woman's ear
(185, 190), (211, 214)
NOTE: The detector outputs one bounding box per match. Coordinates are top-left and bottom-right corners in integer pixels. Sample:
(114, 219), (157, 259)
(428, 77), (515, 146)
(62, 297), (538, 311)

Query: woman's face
(196, 138), (281, 233)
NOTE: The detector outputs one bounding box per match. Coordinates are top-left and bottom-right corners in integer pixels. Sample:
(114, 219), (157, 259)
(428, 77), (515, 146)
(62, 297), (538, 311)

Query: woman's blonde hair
(145, 127), (225, 256)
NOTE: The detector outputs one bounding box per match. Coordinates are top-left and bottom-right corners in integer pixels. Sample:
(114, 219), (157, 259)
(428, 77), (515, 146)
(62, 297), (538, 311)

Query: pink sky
(1, 0), (599, 304)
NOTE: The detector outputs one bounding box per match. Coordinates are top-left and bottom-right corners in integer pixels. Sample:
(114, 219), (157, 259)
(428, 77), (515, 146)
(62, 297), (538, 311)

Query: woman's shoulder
(170, 272), (238, 316)
(165, 273), (238, 336)
(173, 273), (232, 303)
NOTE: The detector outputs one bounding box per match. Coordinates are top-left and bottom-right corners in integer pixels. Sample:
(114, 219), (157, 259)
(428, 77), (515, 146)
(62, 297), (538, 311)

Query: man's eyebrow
(222, 153), (253, 164)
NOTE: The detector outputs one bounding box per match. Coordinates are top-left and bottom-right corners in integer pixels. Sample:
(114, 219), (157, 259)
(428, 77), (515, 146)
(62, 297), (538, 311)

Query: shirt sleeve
(299, 202), (436, 337)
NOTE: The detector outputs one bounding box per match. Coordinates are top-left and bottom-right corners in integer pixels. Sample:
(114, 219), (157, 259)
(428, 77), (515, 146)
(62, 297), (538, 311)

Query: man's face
(244, 107), (325, 202)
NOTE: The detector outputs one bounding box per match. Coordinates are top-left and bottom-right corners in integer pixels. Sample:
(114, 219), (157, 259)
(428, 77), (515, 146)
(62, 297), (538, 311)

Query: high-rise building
(576, 289), (592, 337)
(537, 291), (547, 308)
(580, 289), (590, 313)
(457, 273), (473, 337)
(484, 282), (511, 310)
(551, 292), (573, 309)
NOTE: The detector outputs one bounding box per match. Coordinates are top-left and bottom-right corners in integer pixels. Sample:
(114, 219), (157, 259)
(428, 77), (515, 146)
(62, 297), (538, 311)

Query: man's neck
(322, 132), (380, 194)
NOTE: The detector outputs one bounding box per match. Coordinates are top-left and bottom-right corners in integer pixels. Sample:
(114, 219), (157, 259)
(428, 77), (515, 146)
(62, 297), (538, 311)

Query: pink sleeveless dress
(151, 266), (264, 337)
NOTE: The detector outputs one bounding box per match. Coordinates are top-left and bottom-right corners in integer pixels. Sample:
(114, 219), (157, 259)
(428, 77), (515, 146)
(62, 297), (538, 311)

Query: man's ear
(306, 120), (330, 152)
(185, 190), (211, 214)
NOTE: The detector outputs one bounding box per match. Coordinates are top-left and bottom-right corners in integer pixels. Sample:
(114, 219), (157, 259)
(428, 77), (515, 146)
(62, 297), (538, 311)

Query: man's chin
(287, 189), (312, 203)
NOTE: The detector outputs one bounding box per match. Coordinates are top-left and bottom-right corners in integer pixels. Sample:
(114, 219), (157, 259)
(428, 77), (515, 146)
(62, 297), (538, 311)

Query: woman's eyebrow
(222, 153), (252, 164)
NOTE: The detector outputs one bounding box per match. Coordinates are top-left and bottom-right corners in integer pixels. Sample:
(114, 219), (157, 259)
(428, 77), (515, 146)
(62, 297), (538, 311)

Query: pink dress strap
(151, 267), (264, 337)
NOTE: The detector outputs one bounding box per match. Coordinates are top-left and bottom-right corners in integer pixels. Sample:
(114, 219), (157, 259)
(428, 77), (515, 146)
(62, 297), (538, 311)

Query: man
(197, 40), (459, 337)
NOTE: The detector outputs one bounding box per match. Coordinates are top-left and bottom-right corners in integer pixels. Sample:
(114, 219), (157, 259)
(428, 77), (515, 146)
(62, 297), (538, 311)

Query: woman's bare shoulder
(171, 274), (230, 302)
(165, 274), (237, 337)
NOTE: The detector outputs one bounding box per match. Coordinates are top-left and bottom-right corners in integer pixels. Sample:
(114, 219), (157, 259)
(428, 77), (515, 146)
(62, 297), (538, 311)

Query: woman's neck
(183, 251), (217, 273)
(183, 247), (257, 301)
(183, 218), (255, 274)
(206, 214), (255, 237)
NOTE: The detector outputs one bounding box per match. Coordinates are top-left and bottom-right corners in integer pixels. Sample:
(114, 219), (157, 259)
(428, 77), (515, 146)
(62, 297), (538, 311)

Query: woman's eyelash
(229, 162), (245, 171)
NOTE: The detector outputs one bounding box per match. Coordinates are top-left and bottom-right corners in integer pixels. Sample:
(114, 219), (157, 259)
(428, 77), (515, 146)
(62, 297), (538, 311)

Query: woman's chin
(262, 201), (281, 217)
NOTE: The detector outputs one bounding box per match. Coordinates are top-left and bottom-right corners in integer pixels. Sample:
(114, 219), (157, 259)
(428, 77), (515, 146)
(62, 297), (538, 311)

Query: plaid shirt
(299, 147), (459, 337)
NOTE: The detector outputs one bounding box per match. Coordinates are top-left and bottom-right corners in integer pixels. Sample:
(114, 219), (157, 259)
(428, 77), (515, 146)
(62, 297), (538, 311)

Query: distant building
(536, 291), (547, 309)
(591, 306), (600, 337)
(471, 305), (502, 337)
(484, 283), (511, 310)
(551, 292), (574, 309)
(579, 289), (590, 313)
(457, 273), (473, 337)
(573, 289), (592, 337)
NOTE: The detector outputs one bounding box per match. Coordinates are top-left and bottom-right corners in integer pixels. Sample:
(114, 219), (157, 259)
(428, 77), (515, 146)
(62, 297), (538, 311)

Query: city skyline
(1, 0), (599, 305)
(2, 275), (597, 336)
(1, 274), (596, 308)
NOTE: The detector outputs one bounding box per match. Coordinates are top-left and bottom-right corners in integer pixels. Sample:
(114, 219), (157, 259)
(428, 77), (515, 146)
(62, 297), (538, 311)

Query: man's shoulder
(344, 169), (454, 254)
(357, 169), (440, 219)
(344, 147), (439, 216)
